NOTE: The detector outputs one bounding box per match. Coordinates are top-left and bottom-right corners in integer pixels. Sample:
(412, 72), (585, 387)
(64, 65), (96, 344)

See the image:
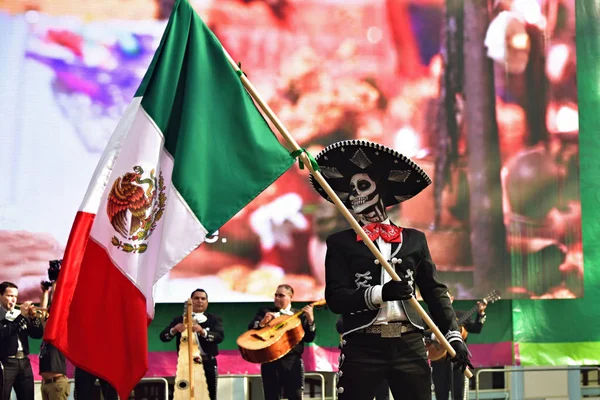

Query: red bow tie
(357, 223), (402, 243)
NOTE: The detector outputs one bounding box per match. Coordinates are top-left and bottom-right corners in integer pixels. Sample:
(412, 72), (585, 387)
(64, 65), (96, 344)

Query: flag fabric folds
(43, 0), (294, 396)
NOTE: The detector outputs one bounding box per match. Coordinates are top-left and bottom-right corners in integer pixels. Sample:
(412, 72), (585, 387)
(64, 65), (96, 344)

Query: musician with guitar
(247, 284), (316, 400)
(0, 281), (44, 400)
(160, 289), (224, 400)
(428, 291), (499, 400)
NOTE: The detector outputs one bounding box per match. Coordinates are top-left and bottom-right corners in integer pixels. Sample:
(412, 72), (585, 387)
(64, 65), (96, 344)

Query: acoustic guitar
(174, 299), (210, 400)
(237, 299), (326, 364)
(426, 290), (501, 361)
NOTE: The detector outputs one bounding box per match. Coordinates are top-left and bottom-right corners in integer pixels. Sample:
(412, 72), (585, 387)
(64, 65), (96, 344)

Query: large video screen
(0, 0), (581, 302)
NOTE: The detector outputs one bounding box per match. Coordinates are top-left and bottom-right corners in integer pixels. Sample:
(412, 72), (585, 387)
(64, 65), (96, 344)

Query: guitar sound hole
(177, 380), (188, 390)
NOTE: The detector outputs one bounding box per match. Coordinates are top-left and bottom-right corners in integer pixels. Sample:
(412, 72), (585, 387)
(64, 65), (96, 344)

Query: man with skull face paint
(309, 140), (472, 400)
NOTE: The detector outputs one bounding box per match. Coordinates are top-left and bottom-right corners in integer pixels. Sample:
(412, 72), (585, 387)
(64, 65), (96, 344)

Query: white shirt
(371, 219), (408, 324)
(192, 312), (209, 355)
(192, 312), (207, 324)
(277, 305), (293, 316)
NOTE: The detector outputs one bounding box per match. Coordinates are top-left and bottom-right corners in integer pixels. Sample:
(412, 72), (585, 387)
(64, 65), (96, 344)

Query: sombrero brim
(309, 140), (432, 208)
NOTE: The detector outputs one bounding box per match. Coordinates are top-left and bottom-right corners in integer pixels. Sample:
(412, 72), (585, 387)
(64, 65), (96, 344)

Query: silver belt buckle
(381, 323), (403, 338)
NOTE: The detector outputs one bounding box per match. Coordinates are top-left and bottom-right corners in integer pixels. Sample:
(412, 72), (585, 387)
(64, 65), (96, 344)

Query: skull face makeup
(349, 173), (378, 212)
(349, 173), (387, 222)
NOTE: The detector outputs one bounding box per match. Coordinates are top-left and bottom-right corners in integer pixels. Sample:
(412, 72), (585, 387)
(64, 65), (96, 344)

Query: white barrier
(10, 372), (328, 399)
(218, 372), (326, 400)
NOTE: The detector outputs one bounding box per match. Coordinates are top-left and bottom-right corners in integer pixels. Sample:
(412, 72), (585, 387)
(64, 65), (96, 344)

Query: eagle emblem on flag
(107, 165), (166, 253)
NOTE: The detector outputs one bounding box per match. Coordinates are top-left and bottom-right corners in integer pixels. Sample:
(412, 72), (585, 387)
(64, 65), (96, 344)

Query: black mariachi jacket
(325, 227), (459, 337)
(0, 313), (44, 360)
(248, 306), (317, 359)
(159, 312), (224, 357)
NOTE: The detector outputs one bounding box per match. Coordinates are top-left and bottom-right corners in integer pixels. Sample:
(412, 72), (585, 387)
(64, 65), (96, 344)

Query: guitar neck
(283, 307), (309, 321)
(290, 299), (325, 319)
(273, 300), (324, 330)
(457, 304), (479, 326)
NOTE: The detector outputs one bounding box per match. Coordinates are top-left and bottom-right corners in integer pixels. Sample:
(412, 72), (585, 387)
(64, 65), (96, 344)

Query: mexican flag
(43, 0), (295, 397)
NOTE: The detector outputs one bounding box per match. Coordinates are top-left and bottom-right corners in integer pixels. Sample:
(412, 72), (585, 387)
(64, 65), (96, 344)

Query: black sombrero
(309, 140), (432, 208)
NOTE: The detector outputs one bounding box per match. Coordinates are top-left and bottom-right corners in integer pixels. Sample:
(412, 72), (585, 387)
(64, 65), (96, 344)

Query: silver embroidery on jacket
(354, 271), (373, 288)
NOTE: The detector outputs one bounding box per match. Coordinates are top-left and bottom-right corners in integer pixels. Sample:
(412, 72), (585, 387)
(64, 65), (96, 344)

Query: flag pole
(222, 48), (472, 378)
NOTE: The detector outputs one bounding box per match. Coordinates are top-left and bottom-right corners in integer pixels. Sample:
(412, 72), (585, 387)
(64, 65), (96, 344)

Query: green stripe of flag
(135, 0), (294, 233)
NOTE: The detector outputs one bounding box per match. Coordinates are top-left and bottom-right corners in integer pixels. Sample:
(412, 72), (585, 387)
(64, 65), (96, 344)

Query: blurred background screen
(0, 0), (581, 302)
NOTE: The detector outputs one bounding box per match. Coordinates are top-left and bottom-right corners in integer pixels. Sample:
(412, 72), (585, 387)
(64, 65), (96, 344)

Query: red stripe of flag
(44, 212), (149, 398)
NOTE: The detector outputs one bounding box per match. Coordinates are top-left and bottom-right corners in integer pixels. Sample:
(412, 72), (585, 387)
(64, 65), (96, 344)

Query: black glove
(449, 340), (474, 373)
(382, 280), (413, 301)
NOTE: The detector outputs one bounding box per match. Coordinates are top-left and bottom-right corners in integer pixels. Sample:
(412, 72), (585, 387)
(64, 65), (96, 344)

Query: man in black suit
(160, 289), (224, 400)
(0, 281), (44, 400)
(248, 284), (316, 400)
(309, 140), (472, 400)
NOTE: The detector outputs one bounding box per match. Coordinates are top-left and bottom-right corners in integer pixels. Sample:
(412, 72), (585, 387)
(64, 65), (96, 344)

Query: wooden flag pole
(223, 48), (472, 379)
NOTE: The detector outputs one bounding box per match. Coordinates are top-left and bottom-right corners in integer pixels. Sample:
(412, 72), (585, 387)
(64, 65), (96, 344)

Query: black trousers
(260, 353), (304, 400)
(201, 356), (218, 400)
(0, 358), (34, 400)
(74, 367), (118, 400)
(432, 358), (467, 400)
(336, 331), (431, 400)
